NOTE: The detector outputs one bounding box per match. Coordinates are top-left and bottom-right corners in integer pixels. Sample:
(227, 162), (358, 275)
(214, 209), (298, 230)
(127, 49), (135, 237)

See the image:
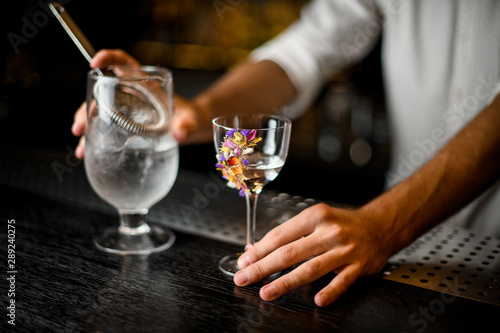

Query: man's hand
(234, 204), (392, 307)
(235, 94), (500, 307)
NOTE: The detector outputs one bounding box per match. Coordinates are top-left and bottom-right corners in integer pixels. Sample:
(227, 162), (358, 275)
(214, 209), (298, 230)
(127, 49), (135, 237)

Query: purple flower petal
(218, 154), (226, 162)
(240, 129), (250, 137)
(215, 163), (225, 169)
(239, 189), (245, 197)
(247, 129), (257, 141)
(242, 159), (249, 167)
(226, 129), (236, 138)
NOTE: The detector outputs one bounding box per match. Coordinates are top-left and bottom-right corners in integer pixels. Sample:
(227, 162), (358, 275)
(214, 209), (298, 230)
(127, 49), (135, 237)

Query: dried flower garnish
(216, 129), (262, 196)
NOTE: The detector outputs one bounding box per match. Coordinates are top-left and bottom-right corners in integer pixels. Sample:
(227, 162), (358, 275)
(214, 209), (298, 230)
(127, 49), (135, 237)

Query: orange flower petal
(228, 157), (240, 165)
(232, 166), (243, 175)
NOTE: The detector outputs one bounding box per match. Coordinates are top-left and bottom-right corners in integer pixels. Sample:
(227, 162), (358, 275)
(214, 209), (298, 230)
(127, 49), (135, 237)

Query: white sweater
(250, 0), (500, 236)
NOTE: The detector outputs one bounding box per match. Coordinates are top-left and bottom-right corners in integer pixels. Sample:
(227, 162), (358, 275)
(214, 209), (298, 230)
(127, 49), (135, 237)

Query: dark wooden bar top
(0, 145), (498, 333)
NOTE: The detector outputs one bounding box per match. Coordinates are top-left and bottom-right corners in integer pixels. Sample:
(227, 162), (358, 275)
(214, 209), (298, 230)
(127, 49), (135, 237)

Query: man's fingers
(314, 265), (360, 307)
(75, 136), (85, 160)
(259, 251), (346, 300)
(72, 102), (87, 136)
(237, 206), (322, 269)
(234, 228), (337, 287)
(171, 109), (197, 144)
(90, 49), (140, 69)
(257, 260), (361, 307)
(72, 102), (87, 159)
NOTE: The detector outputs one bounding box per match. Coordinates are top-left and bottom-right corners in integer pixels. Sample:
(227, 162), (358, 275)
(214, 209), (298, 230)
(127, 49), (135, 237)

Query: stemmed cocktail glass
(213, 114), (291, 276)
(84, 66), (178, 255)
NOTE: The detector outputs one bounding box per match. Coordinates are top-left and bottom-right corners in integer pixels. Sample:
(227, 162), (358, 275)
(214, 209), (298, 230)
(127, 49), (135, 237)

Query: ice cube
(94, 115), (113, 135)
(115, 147), (154, 186)
(128, 106), (158, 125)
(99, 126), (129, 153)
(126, 135), (153, 150)
(156, 132), (178, 151)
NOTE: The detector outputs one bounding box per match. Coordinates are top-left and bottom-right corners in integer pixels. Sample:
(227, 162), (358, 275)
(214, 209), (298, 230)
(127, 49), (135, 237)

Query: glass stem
(245, 191), (259, 247)
(118, 209), (150, 235)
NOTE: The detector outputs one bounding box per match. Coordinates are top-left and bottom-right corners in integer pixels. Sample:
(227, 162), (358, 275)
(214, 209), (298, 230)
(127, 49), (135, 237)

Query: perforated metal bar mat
(1, 146), (499, 305)
(383, 225), (500, 306)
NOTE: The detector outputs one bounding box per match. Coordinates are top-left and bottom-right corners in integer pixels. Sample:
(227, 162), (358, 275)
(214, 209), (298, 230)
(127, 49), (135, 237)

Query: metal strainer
(92, 77), (169, 136)
(50, 2), (170, 136)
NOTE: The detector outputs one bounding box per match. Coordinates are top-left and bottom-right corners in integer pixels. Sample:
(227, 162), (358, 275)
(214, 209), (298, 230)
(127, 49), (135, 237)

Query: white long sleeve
(250, 0), (381, 118)
(250, 0), (500, 235)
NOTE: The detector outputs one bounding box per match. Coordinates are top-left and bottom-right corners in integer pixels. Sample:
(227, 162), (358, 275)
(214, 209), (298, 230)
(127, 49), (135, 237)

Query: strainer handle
(49, 2), (103, 76)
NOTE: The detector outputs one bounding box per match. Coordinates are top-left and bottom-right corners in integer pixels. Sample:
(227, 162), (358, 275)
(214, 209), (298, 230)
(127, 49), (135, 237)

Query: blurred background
(0, 0), (390, 205)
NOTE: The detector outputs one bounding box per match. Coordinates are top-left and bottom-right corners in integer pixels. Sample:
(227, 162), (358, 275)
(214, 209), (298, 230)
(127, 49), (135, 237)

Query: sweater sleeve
(249, 0), (382, 118)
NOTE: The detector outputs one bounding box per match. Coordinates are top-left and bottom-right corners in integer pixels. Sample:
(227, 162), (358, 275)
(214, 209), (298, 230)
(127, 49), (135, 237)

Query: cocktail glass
(213, 114), (291, 276)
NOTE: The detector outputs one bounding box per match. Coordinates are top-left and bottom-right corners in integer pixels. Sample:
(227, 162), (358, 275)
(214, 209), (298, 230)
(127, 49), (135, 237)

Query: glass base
(95, 224), (175, 255)
(219, 253), (243, 277)
(219, 253), (281, 280)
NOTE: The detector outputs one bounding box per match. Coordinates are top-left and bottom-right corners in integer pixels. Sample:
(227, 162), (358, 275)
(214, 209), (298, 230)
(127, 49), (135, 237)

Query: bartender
(71, 0), (500, 307)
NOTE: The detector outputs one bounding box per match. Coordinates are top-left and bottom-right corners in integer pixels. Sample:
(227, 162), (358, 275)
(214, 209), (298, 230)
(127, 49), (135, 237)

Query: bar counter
(0, 145), (498, 332)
